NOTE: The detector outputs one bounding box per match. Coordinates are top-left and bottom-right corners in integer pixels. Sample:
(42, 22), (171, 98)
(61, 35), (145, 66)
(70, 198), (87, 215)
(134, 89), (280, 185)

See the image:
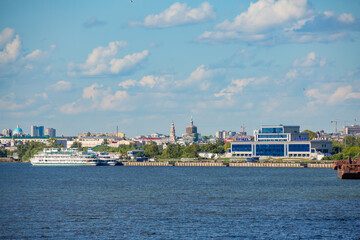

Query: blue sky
(0, 0), (359, 137)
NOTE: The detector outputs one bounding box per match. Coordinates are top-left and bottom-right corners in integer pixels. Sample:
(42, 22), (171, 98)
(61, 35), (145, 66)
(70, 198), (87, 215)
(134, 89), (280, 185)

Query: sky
(0, 0), (359, 137)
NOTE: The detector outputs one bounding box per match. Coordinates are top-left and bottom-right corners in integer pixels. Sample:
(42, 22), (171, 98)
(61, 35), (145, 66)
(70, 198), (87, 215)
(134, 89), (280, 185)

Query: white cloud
(24, 44), (56, 62)
(215, 0), (309, 33)
(181, 64), (224, 90)
(293, 52), (326, 67)
(61, 83), (133, 114)
(50, 81), (72, 91)
(132, 2), (216, 28)
(109, 50), (149, 74)
(215, 77), (268, 99)
(118, 79), (137, 89)
(68, 41), (149, 76)
(0, 28), (15, 48)
(306, 85), (360, 105)
(0, 93), (35, 110)
(197, 1), (359, 44)
(338, 13), (355, 23)
(35, 92), (48, 100)
(285, 69), (297, 79)
(0, 35), (21, 64)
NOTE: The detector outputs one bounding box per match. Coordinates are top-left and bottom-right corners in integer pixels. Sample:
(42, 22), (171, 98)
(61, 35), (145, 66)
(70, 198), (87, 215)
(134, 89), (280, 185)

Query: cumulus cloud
(49, 81), (72, 91)
(215, 77), (268, 99)
(197, 0), (359, 44)
(215, 0), (309, 32)
(293, 52), (326, 67)
(119, 75), (172, 89)
(0, 93), (35, 111)
(0, 34), (21, 64)
(0, 27), (15, 48)
(0, 28), (55, 74)
(118, 79), (137, 89)
(68, 41), (149, 76)
(306, 85), (360, 105)
(131, 2), (216, 28)
(61, 83), (133, 114)
(181, 64), (225, 90)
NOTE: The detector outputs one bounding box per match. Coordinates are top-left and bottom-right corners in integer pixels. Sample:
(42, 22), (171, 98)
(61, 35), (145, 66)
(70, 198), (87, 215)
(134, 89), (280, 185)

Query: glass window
(261, 127), (283, 133)
(256, 144), (284, 156)
(232, 144), (252, 152)
(289, 144), (310, 152)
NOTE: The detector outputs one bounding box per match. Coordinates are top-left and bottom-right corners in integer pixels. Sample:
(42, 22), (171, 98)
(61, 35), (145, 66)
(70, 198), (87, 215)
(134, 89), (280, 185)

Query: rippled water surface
(1, 163), (359, 239)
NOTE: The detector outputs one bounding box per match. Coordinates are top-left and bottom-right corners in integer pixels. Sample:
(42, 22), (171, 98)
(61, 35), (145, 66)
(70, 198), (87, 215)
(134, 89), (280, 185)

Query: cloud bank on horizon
(0, 0), (359, 136)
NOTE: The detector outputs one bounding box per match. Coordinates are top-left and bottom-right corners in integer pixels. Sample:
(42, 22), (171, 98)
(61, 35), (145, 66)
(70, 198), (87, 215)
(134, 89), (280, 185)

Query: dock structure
(229, 162), (304, 168)
(174, 162), (225, 167)
(122, 161), (172, 167)
(120, 161), (333, 168)
(307, 163), (333, 168)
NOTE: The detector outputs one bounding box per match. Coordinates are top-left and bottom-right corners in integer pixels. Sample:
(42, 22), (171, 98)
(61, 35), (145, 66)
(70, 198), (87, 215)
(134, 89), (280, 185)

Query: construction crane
(240, 125), (246, 136)
(331, 119), (358, 133)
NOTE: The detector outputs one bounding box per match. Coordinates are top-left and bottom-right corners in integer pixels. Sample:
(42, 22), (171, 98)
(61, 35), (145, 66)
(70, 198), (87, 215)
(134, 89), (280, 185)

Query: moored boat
(332, 157), (360, 179)
(30, 148), (99, 166)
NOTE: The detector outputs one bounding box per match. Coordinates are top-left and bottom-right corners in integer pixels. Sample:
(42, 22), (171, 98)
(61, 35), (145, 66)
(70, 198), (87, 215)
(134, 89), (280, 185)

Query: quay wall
(307, 163), (332, 168)
(229, 163), (304, 168)
(175, 162), (225, 167)
(120, 161), (333, 168)
(122, 162), (172, 167)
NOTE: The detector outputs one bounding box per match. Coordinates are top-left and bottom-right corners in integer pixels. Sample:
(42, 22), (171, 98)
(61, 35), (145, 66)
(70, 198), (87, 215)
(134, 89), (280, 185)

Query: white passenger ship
(30, 148), (99, 166)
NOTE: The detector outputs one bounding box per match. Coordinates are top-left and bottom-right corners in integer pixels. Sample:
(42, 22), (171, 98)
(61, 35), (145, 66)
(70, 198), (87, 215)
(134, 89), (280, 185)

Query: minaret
(170, 121), (176, 142)
(190, 116), (193, 127)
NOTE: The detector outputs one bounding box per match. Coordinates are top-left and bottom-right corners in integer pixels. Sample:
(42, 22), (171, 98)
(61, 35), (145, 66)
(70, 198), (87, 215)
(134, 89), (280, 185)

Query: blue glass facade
(289, 144), (310, 152)
(258, 134), (287, 138)
(232, 144), (251, 152)
(256, 144), (284, 156)
(261, 127), (283, 133)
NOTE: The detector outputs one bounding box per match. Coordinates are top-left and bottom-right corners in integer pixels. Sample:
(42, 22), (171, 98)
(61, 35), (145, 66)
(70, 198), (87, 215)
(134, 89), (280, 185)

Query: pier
(119, 161), (333, 168)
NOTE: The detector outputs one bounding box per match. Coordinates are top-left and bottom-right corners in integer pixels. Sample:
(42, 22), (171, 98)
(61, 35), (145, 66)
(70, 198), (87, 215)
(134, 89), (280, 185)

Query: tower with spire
(169, 121), (176, 143)
(185, 116), (198, 141)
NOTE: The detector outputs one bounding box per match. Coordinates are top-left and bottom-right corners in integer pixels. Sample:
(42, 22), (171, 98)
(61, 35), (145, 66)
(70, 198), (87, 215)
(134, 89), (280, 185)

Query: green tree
(143, 142), (161, 158)
(16, 142), (46, 162)
(302, 130), (317, 140)
(71, 141), (82, 148)
(48, 138), (62, 148)
(102, 139), (108, 145)
(0, 148), (7, 157)
(86, 132), (91, 137)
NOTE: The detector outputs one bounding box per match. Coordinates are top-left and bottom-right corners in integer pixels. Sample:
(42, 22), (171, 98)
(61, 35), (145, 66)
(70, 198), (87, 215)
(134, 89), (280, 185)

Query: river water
(0, 163), (359, 239)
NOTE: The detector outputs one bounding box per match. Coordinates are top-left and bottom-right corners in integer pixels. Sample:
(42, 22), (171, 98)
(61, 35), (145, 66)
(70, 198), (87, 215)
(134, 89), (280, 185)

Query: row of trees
(324, 136), (360, 160)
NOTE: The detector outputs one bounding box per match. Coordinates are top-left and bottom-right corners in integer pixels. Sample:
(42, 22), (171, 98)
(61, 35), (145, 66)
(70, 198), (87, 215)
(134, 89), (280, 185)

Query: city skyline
(1, 0), (359, 137)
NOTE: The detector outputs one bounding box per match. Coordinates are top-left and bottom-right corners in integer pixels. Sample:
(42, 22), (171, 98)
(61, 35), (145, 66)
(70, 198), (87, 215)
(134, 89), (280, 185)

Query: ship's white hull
(30, 148), (99, 166)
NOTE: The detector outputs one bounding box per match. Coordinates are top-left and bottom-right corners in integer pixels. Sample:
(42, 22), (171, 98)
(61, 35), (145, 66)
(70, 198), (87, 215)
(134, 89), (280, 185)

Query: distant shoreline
(0, 158), (20, 162)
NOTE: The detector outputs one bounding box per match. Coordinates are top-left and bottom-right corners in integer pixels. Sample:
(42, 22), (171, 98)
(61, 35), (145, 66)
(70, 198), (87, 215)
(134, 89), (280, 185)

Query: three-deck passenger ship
(30, 148), (99, 166)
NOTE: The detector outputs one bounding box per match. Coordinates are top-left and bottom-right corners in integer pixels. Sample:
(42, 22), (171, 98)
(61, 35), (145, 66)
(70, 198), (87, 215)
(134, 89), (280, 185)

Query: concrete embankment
(120, 161), (333, 168)
(229, 162), (304, 168)
(174, 162), (225, 167)
(122, 161), (172, 166)
(307, 163), (332, 168)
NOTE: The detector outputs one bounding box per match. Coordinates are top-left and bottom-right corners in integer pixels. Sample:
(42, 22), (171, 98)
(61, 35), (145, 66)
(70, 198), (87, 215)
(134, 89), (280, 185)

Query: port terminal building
(230, 125), (313, 158)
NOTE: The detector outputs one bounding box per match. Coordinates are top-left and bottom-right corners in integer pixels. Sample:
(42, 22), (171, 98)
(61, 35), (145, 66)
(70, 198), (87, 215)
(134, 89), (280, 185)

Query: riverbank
(120, 161), (333, 168)
(0, 157), (17, 162)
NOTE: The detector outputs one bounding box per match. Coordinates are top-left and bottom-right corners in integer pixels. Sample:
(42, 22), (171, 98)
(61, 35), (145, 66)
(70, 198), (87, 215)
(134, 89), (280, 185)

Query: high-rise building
(38, 126), (44, 136)
(2, 129), (12, 137)
(31, 125), (39, 137)
(169, 121), (176, 142)
(45, 128), (56, 137)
